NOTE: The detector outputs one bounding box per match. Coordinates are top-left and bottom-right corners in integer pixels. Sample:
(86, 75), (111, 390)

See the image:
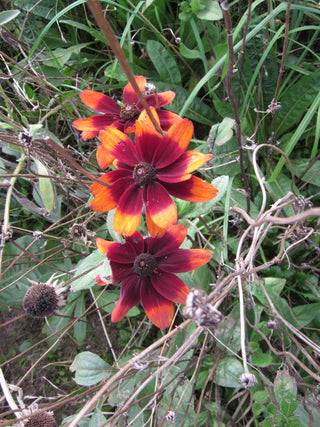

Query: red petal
(96, 144), (115, 169)
(122, 76), (146, 105)
(107, 241), (137, 263)
(157, 151), (212, 183)
(140, 278), (174, 329)
(144, 90), (175, 108)
(110, 261), (134, 283)
(125, 232), (145, 254)
(96, 237), (115, 255)
(144, 182), (177, 229)
(111, 275), (141, 322)
(146, 224), (187, 257)
(153, 119), (193, 169)
(99, 127), (138, 166)
(95, 274), (107, 286)
(158, 248), (212, 273)
(157, 110), (181, 131)
(90, 171), (127, 195)
(79, 90), (120, 114)
(163, 176), (218, 202)
(73, 115), (120, 132)
(151, 272), (190, 304)
(123, 120), (137, 134)
(114, 185), (143, 236)
(135, 117), (162, 164)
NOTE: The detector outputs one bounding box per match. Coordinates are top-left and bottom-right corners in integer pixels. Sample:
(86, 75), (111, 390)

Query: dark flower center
(23, 284), (59, 318)
(133, 162), (156, 186)
(134, 253), (158, 277)
(120, 103), (140, 121)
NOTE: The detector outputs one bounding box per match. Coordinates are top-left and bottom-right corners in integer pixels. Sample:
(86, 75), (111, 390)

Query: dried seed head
(24, 411), (57, 427)
(143, 82), (157, 95)
(23, 276), (66, 318)
(267, 320), (279, 330)
(166, 411), (175, 423)
(18, 131), (33, 147)
(183, 289), (223, 327)
(239, 372), (258, 389)
(69, 223), (96, 246)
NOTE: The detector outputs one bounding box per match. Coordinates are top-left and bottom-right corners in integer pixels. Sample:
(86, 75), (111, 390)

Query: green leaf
(196, 0), (223, 20)
(252, 351), (273, 367)
(177, 176), (229, 219)
(33, 158), (56, 213)
(73, 293), (87, 344)
(70, 351), (110, 386)
(253, 390), (269, 403)
(209, 118), (235, 146)
(274, 368), (297, 403)
(252, 402), (265, 416)
(146, 40), (181, 85)
(213, 357), (243, 388)
(290, 159), (320, 187)
(277, 70), (320, 137)
(280, 396), (298, 417)
(0, 10), (20, 26)
(292, 303), (320, 327)
(180, 43), (202, 59)
(71, 250), (110, 291)
(88, 409), (107, 427)
(44, 44), (89, 68)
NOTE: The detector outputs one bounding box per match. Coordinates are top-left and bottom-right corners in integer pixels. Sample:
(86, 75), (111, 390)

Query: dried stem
(86, 0), (163, 135)
(220, 0), (250, 210)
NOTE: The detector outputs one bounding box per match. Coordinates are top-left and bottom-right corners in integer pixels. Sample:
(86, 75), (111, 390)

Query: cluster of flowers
(73, 76), (218, 329)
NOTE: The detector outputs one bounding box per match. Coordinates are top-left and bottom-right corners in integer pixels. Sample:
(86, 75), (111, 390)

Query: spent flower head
(23, 275), (66, 318)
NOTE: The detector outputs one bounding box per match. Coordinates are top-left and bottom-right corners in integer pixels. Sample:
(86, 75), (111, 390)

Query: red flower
(73, 76), (179, 168)
(90, 114), (218, 236)
(96, 224), (212, 329)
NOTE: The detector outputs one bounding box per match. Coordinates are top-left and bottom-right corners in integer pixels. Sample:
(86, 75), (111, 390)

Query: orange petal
(164, 176), (218, 202)
(90, 189), (117, 212)
(146, 212), (167, 238)
(145, 182), (177, 229)
(164, 118), (193, 152)
(184, 152), (213, 174)
(113, 186), (143, 236)
(96, 238), (114, 255)
(137, 107), (161, 132)
(96, 144), (115, 169)
(79, 90), (119, 114)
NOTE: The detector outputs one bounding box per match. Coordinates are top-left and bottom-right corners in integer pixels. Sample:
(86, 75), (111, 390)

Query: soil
(0, 308), (122, 425)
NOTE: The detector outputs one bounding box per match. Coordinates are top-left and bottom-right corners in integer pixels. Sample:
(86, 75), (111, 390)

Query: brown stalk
(86, 0), (163, 135)
(220, 1), (251, 211)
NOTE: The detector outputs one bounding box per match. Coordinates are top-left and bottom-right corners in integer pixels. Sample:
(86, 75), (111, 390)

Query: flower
(90, 113), (218, 236)
(23, 275), (66, 318)
(96, 223), (212, 329)
(73, 76), (180, 168)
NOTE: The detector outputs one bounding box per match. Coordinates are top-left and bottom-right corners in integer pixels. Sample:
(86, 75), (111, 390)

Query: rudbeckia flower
(72, 76), (180, 168)
(90, 114), (218, 236)
(96, 223), (212, 329)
